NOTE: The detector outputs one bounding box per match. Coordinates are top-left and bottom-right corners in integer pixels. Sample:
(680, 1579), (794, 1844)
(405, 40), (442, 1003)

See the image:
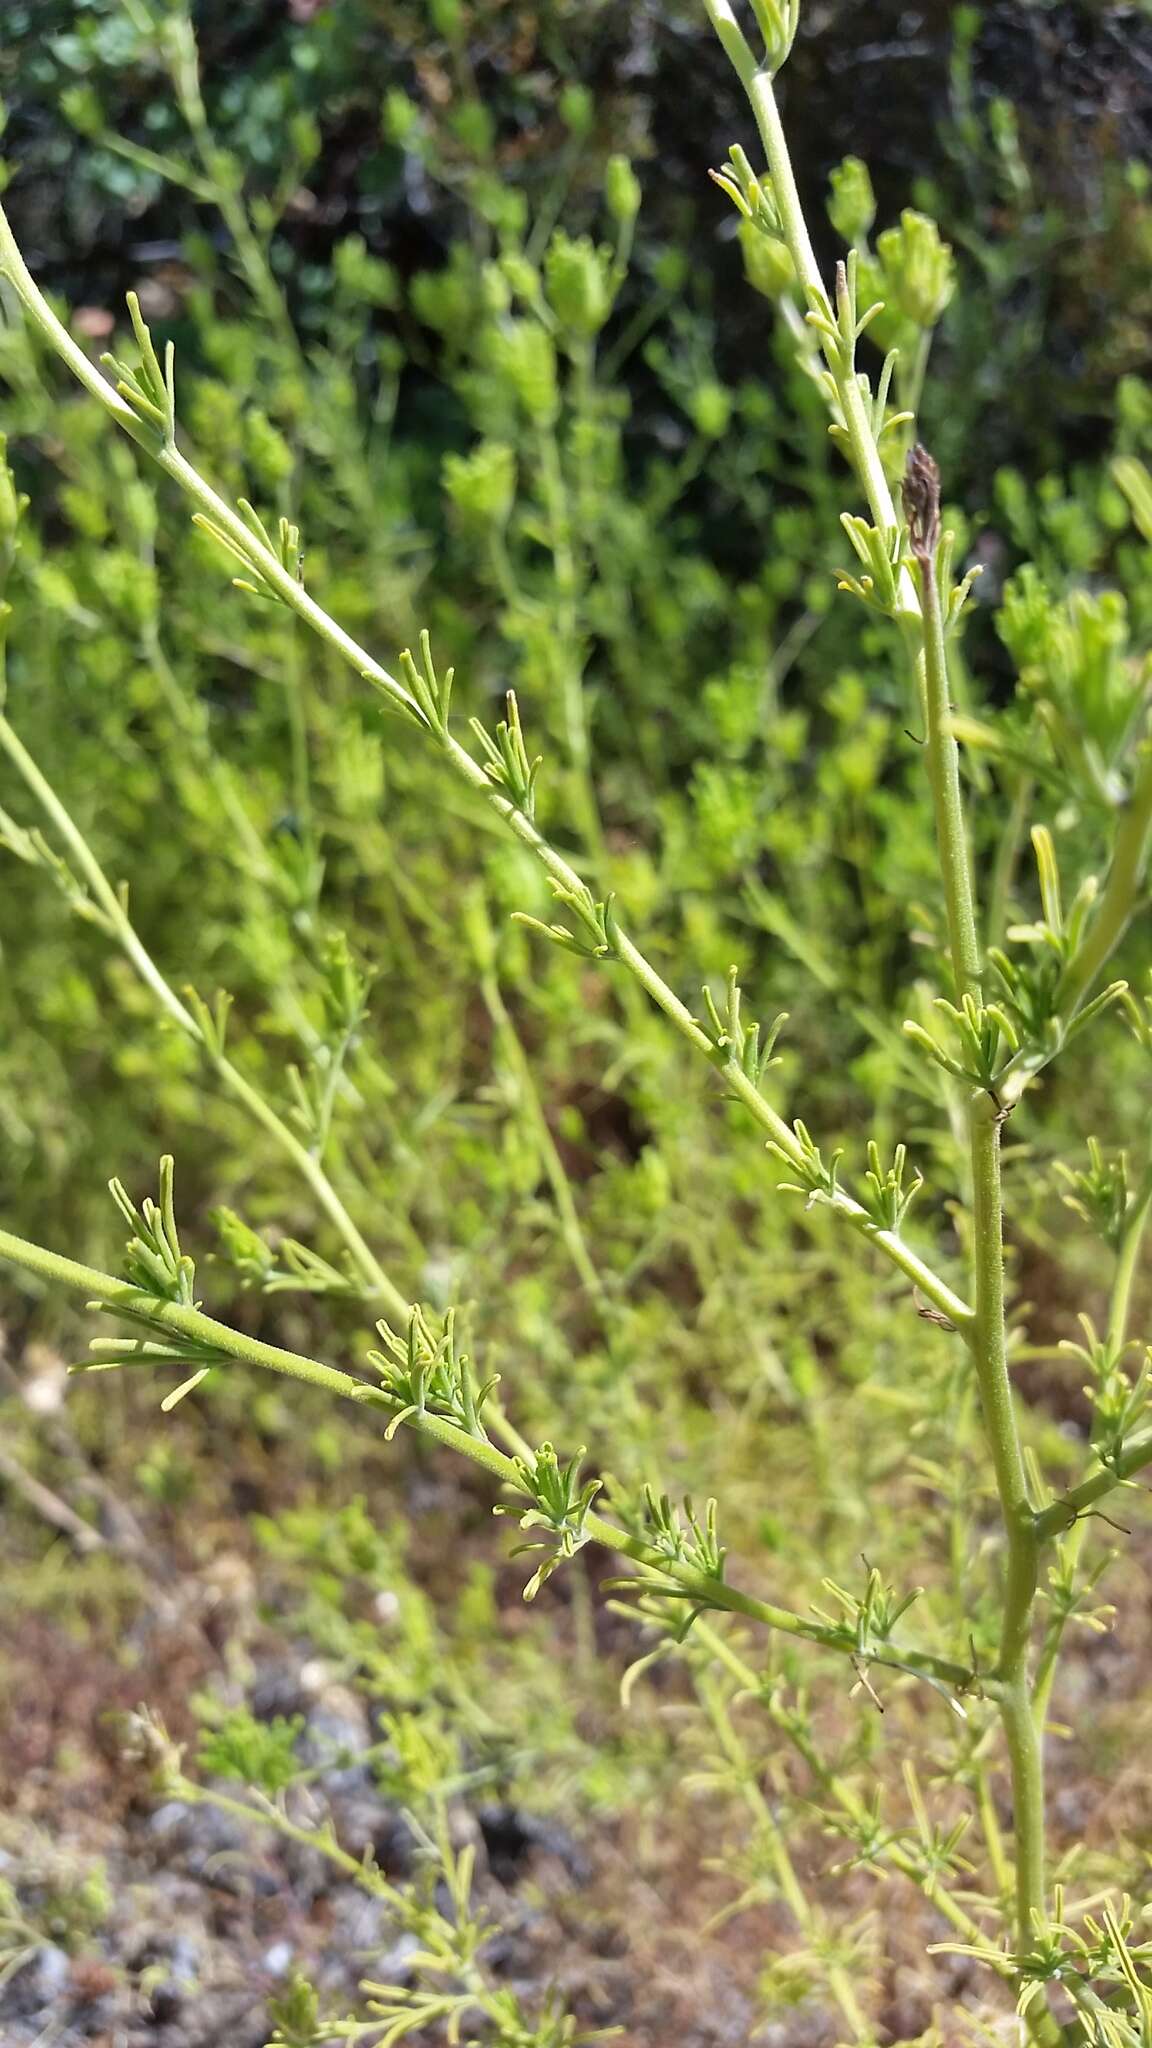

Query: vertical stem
(986, 774), (1033, 952)
(282, 618), (319, 912)
(536, 423), (607, 870)
(697, 1672), (871, 2043)
(477, 962), (609, 1316)
(169, 18), (300, 362)
(1056, 742), (1152, 1021)
(739, 59), (919, 617)
(1108, 1159), (1152, 1359)
(920, 577), (981, 1001)
(971, 1109), (1044, 1946)
(913, 469), (1053, 2018)
(1034, 1162), (1152, 1731)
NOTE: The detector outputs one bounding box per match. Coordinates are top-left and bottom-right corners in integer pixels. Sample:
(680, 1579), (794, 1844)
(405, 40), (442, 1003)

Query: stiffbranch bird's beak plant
(2, 0), (1152, 2039)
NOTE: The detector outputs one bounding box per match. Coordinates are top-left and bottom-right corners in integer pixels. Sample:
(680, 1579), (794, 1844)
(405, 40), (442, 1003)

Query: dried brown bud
(902, 443), (941, 563)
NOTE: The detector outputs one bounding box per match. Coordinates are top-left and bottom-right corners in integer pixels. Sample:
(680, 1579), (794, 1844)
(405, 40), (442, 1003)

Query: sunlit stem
(916, 530), (1052, 2026)
(0, 708), (406, 1323)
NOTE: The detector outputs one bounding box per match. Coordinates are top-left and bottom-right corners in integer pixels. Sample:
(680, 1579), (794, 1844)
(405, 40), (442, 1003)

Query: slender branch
(172, 1777), (401, 1902)
(1107, 1162), (1152, 1360)
(745, 70), (903, 549)
(1035, 1156), (1152, 1545)
(0, 197), (973, 1339)
(0, 1226), (360, 1400)
(0, 1440), (105, 1554)
(908, 455), (1050, 2001)
(702, 15), (919, 616)
(0, 708), (408, 1324)
(918, 535), (981, 1001)
(0, 1222), (970, 1691)
(1034, 1429), (1152, 1544)
(1056, 741), (1152, 1021)
(693, 1619), (988, 1946)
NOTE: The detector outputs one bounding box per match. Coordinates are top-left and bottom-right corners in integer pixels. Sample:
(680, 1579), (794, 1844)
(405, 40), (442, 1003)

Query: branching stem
(0, 1222), (970, 1692)
(0, 198), (971, 1339)
(0, 707), (406, 1323)
(916, 514), (1053, 2030)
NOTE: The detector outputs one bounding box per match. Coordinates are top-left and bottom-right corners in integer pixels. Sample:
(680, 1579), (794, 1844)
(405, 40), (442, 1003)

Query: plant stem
(697, 1670), (872, 2041)
(477, 963), (609, 1316)
(1034, 1153), (1152, 1545)
(1034, 1424), (1152, 1541)
(139, 608), (276, 887)
(281, 617), (319, 913)
(919, 582), (981, 1001)
(917, 534), (1052, 2011)
(0, 1221), (971, 1692)
(1107, 1157), (1152, 1360)
(176, 1778), (402, 1901)
(1056, 741), (1152, 1022)
(536, 423), (602, 857)
(0, 708), (406, 1323)
(166, 17), (300, 361)
(985, 773), (1033, 952)
(0, 201), (974, 1339)
(731, 50), (918, 614)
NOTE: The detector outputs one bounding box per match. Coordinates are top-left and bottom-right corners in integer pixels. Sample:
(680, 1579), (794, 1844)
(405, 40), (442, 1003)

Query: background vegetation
(1, 3), (1152, 2043)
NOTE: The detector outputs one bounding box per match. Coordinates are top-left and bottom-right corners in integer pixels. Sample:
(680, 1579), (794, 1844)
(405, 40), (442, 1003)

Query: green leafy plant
(117, 1702), (610, 2048)
(2, 2), (1152, 2042)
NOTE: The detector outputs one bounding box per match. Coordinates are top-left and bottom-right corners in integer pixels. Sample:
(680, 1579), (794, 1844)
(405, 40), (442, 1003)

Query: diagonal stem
(0, 706), (407, 1323)
(0, 196), (973, 1339)
(0, 1220), (972, 1693)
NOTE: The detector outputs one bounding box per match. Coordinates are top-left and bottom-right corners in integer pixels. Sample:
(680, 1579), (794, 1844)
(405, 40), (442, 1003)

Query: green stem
(1056, 741), (1152, 1022)
(141, 616), (275, 885)
(1034, 1159), (1152, 1546)
(0, 204), (972, 1330)
(1034, 1424), (1152, 1542)
(0, 1227), (361, 1397)
(0, 1222), (970, 1691)
(478, 964), (609, 1314)
(607, 919), (973, 1328)
(975, 1754), (1013, 1908)
(969, 1109), (1051, 1998)
(0, 708), (405, 1323)
(1107, 1157), (1152, 1360)
(1031, 1520), (1084, 1742)
(168, 23), (300, 360)
(177, 1778), (401, 1901)
(986, 773), (1033, 952)
(697, 1671), (871, 2042)
(536, 421), (609, 873)
(735, 58), (918, 614)
(282, 618), (319, 912)
(918, 541), (1051, 1998)
(920, 580), (981, 1000)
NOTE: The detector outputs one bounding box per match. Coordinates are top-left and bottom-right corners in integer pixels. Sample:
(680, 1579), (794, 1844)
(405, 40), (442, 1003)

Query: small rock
(477, 1804), (590, 1885)
(326, 1792), (414, 1872)
(300, 1693), (373, 1793)
(249, 1660), (309, 1722)
(0, 1944), (70, 2019)
(147, 1800), (250, 1876)
(131, 1930), (202, 2024)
